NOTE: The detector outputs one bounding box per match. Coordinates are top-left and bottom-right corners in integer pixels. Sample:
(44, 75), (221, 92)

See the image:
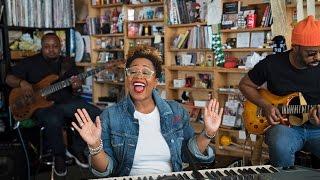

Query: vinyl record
(75, 31), (84, 62)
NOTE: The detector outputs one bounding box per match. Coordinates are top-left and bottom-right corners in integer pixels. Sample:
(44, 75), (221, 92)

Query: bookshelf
(163, 0), (273, 159)
(88, 1), (126, 104)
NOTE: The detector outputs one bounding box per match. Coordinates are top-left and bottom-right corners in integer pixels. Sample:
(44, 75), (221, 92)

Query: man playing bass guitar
(6, 33), (102, 176)
(239, 16), (320, 168)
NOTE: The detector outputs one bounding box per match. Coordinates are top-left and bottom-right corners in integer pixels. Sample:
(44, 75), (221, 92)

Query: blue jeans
(265, 123), (320, 167)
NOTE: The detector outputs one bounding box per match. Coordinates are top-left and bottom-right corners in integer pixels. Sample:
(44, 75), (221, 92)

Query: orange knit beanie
(291, 15), (320, 46)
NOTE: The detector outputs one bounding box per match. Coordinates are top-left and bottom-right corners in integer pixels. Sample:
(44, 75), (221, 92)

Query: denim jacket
(90, 90), (214, 177)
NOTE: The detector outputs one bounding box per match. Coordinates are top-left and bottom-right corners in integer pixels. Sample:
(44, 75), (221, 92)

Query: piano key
(229, 169), (238, 176)
(247, 168), (258, 174)
(205, 171), (216, 179)
(191, 171), (205, 179)
(261, 167), (272, 173)
(255, 168), (264, 174)
(173, 174), (184, 180)
(269, 166), (279, 173)
(182, 173), (191, 179)
(223, 170), (232, 176)
(215, 171), (224, 177)
(210, 170), (219, 178)
(176, 173), (185, 180)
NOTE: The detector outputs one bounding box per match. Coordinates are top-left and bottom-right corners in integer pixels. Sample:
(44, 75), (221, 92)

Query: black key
(224, 170), (232, 176)
(248, 168), (257, 174)
(182, 173), (191, 179)
(173, 174), (184, 180)
(261, 167), (271, 173)
(242, 168), (251, 174)
(215, 171), (224, 177)
(177, 173), (185, 180)
(269, 166), (279, 173)
(237, 169), (246, 175)
(210, 171), (219, 178)
(229, 169), (238, 176)
(255, 168), (264, 174)
(205, 171), (216, 179)
(191, 171), (205, 179)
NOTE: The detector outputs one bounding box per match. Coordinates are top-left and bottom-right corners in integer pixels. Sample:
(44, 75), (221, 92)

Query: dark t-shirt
(248, 50), (320, 105)
(9, 54), (79, 103)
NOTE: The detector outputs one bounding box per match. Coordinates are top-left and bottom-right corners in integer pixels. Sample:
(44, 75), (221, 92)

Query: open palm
(204, 99), (223, 136)
(72, 108), (102, 147)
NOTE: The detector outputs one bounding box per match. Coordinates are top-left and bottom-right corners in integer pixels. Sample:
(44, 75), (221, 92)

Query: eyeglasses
(125, 67), (155, 79)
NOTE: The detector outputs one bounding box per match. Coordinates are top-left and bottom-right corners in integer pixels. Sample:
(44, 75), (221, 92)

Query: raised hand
(72, 108), (102, 147)
(203, 99), (224, 136)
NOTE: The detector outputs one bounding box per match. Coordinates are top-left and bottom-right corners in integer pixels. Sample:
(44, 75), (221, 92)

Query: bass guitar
(243, 89), (315, 135)
(9, 60), (123, 121)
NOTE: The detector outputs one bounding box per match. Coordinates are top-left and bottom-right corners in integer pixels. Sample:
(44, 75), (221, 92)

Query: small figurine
(111, 8), (119, 33)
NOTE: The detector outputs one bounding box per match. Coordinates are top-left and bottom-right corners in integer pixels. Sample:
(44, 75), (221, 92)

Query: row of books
(167, 0), (207, 25)
(5, 0), (75, 28)
(261, 5), (272, 27)
(172, 26), (213, 49)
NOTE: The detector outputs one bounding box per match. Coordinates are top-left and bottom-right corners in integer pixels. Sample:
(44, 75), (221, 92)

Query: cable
(9, 108), (30, 180)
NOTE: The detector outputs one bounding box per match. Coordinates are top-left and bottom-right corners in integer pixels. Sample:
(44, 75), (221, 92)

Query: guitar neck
(280, 104), (317, 115)
(40, 66), (104, 97)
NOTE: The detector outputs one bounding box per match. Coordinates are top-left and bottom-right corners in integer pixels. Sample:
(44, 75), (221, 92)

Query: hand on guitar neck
(9, 59), (125, 121)
(309, 105), (320, 126)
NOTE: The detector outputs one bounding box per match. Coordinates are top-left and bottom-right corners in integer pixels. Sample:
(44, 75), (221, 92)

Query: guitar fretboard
(280, 105), (316, 114)
(40, 66), (104, 97)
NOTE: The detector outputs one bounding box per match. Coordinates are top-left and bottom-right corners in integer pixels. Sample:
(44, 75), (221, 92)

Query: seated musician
(5, 33), (102, 176)
(72, 45), (223, 177)
(239, 15), (320, 167)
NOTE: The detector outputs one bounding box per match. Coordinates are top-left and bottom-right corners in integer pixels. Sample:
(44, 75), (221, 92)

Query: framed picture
(183, 104), (201, 122)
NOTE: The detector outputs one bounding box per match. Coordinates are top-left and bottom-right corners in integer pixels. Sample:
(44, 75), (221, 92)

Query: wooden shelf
(216, 145), (269, 159)
(167, 65), (215, 72)
(168, 86), (214, 92)
(286, 2), (320, 8)
(95, 80), (124, 86)
(91, 3), (123, 8)
(215, 67), (249, 73)
(223, 48), (272, 52)
(169, 48), (212, 52)
(127, 35), (163, 39)
(221, 27), (271, 33)
(93, 48), (124, 52)
(92, 33), (124, 37)
(127, 2), (163, 8)
(128, 19), (164, 23)
(167, 22), (207, 28)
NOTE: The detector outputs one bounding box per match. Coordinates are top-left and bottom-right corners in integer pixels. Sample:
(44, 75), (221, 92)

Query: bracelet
(202, 129), (216, 139)
(88, 139), (103, 156)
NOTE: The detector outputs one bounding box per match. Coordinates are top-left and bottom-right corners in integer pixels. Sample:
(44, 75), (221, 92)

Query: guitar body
(9, 75), (58, 121)
(243, 89), (299, 135)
